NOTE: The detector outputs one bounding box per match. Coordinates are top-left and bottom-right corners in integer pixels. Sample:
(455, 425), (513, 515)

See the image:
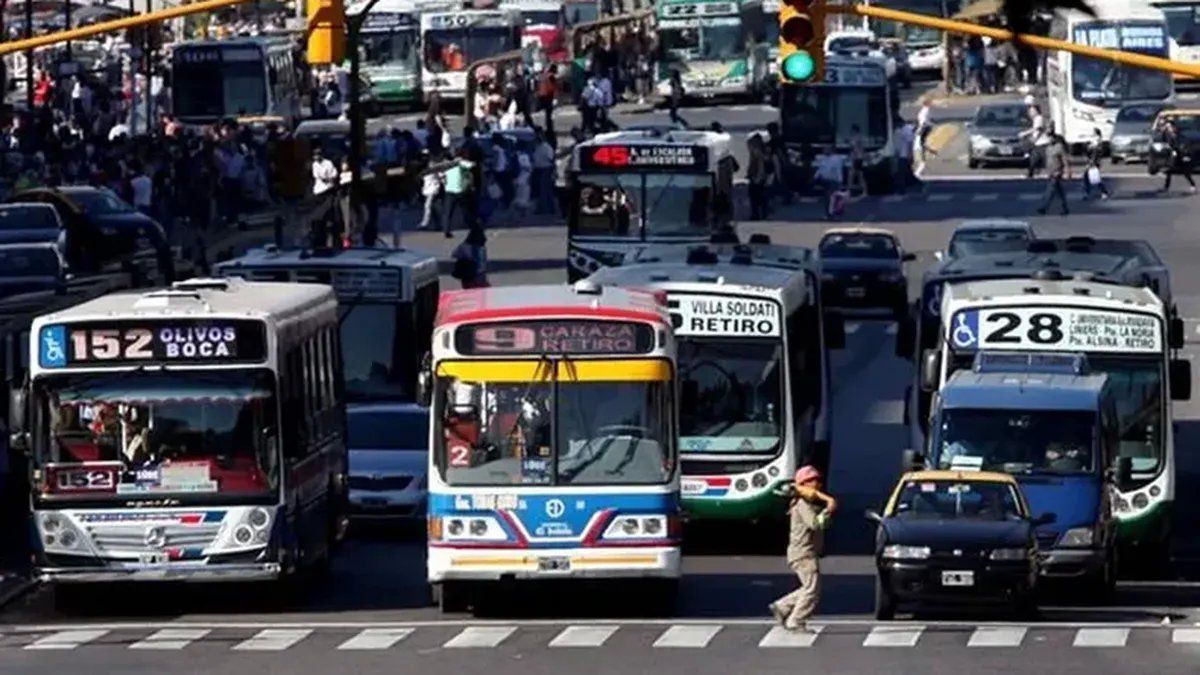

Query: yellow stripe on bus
(436, 359), (672, 383)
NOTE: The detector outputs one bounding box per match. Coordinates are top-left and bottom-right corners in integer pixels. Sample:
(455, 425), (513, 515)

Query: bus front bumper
(428, 546), (681, 582)
(39, 561), (283, 584)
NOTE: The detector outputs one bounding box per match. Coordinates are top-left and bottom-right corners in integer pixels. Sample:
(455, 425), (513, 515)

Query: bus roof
(33, 277), (336, 325)
(347, 0), (456, 13)
(576, 128), (732, 153)
(941, 370), (1109, 411)
(435, 282), (669, 327)
(214, 246), (439, 298)
(943, 276), (1163, 312)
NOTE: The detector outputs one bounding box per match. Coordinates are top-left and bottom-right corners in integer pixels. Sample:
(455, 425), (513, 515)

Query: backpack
(451, 252), (476, 281)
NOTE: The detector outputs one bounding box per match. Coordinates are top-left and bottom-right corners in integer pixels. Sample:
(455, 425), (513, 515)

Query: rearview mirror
(823, 311), (846, 350)
(416, 352), (434, 407)
(919, 348), (941, 392)
(1170, 358), (1191, 401)
(1031, 512), (1057, 527)
(1115, 456), (1133, 488)
(864, 509), (883, 524)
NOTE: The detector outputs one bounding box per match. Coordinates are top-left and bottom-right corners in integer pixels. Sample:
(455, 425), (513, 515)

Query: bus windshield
(341, 303), (410, 402)
(781, 84), (890, 149)
(1071, 23), (1172, 104)
(1160, 4), (1200, 46)
(34, 370), (279, 501)
(662, 22), (743, 61)
(173, 57), (267, 118)
(435, 368), (673, 486)
(571, 173), (713, 239)
(935, 409), (1097, 475)
(423, 26), (512, 72)
(361, 29), (418, 69)
(678, 339), (783, 454)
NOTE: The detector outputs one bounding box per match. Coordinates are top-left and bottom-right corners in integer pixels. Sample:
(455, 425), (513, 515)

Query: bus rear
(422, 283), (681, 611)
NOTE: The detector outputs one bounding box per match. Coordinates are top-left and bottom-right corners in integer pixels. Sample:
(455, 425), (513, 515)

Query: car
(818, 227), (913, 318)
(866, 470), (1054, 620)
(966, 102), (1032, 168)
(347, 403), (431, 522)
(1148, 109), (1200, 176)
(3, 186), (171, 279)
(0, 242), (70, 300)
(1109, 103), (1167, 164)
(0, 202), (64, 249)
(938, 220), (1037, 261)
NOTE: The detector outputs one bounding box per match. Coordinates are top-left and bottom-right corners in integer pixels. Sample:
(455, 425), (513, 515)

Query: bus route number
(51, 465), (120, 493)
(70, 328), (153, 361)
(984, 311), (1062, 345)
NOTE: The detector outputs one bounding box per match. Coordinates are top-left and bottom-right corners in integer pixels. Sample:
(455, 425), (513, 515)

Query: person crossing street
(770, 466), (837, 633)
(1037, 133), (1072, 216)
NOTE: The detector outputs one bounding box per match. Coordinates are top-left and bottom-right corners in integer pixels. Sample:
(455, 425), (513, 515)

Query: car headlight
(1058, 527), (1095, 548)
(989, 547), (1028, 561)
(970, 135), (993, 148)
(882, 544), (930, 560)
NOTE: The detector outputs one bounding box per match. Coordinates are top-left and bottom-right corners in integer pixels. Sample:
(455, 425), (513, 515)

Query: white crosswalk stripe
(130, 628), (211, 651)
(232, 629), (314, 651)
(653, 625), (722, 648)
(927, 193), (954, 202)
(863, 626), (925, 647)
(971, 193), (1000, 201)
(1171, 628), (1200, 644)
(337, 628), (414, 651)
(968, 626), (1027, 647)
(759, 625), (823, 648)
(444, 626), (517, 648)
(25, 629), (110, 650)
(1073, 628), (1129, 647)
(548, 625), (619, 648)
(1018, 193), (1043, 201)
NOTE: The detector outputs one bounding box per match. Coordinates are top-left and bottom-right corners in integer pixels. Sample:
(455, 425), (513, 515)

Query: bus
(1152, 0), (1200, 88)
(938, 278), (1189, 563)
(170, 37), (302, 128)
(655, 0), (769, 101)
(16, 278), (348, 586)
(587, 243), (841, 522)
(215, 246), (440, 404)
(778, 55), (897, 194)
(1047, 0), (1174, 151)
(566, 128), (737, 282)
(419, 281), (681, 612)
(501, 0), (569, 62)
(565, 0), (602, 24)
(351, 0), (426, 110)
(420, 8), (523, 103)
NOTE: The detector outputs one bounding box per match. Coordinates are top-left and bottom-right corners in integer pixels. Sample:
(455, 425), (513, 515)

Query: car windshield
(341, 303), (410, 403)
(0, 206), (57, 230)
(820, 234), (898, 259)
(1161, 5), (1200, 46)
(891, 480), (1025, 520)
(172, 57), (268, 118)
(1166, 114), (1200, 134)
(571, 173), (712, 239)
(781, 84), (890, 149)
(566, 2), (599, 24)
(34, 370), (279, 502)
(948, 229), (1031, 257)
(974, 106), (1030, 127)
(936, 409), (1096, 475)
(0, 248), (60, 275)
(1117, 104), (1164, 123)
(662, 22), (743, 61)
(348, 409), (428, 450)
(678, 339), (783, 454)
(68, 189), (134, 215)
(435, 364), (672, 486)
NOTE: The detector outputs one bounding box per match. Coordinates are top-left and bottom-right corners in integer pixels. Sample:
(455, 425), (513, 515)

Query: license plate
(138, 552), (168, 565)
(846, 287), (866, 298)
(361, 497), (389, 508)
(998, 146), (1014, 155)
(941, 570), (974, 587)
(682, 479), (706, 495)
(538, 556), (571, 572)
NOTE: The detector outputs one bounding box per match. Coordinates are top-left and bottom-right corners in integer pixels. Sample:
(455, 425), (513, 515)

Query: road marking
(863, 626), (924, 647)
(925, 123), (961, 153)
(971, 193), (1000, 201)
(1018, 193), (1042, 201)
(548, 625), (619, 647)
(232, 628), (314, 651)
(24, 629), (110, 650)
(882, 195), (905, 203)
(129, 628), (211, 650)
(1073, 628), (1129, 647)
(443, 626), (517, 648)
(759, 625), (823, 647)
(927, 193), (954, 202)
(1172, 628), (1200, 643)
(968, 626), (1027, 647)
(337, 628), (414, 650)
(653, 625), (722, 648)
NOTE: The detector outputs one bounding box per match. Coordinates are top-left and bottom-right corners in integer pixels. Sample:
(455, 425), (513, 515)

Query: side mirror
(1170, 358), (1192, 401)
(1031, 512), (1057, 527)
(1115, 456), (1133, 487)
(823, 311), (846, 350)
(902, 252), (916, 262)
(901, 448), (924, 472)
(919, 347), (941, 392)
(416, 352), (433, 407)
(8, 386), (27, 453)
(894, 314), (915, 360)
(864, 509), (884, 524)
(1169, 317), (1184, 349)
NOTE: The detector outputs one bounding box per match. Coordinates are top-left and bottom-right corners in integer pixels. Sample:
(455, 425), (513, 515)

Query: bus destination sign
(456, 320), (656, 355)
(38, 319), (268, 369)
(581, 144), (708, 172)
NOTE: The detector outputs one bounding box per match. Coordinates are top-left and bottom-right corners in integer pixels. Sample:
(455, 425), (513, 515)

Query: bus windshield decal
(39, 320), (268, 368)
(670, 295), (781, 337)
(949, 307), (1162, 353)
(580, 145), (708, 172)
(455, 320), (656, 356)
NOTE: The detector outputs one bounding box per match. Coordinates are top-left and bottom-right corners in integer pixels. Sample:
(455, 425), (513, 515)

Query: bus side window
(283, 343), (306, 458)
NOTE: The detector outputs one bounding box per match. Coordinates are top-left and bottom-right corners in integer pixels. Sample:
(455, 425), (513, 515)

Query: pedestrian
(514, 144), (533, 215)
(668, 69), (687, 128)
(537, 65), (558, 138)
(451, 225), (489, 288)
(847, 124), (867, 195)
(769, 465), (836, 633)
(1160, 119), (1197, 194)
(442, 149), (472, 238)
(418, 163), (444, 230)
(746, 134), (770, 220)
(129, 161), (153, 216)
(1037, 133), (1072, 216)
(894, 118), (919, 192)
(1083, 127), (1110, 201)
(532, 128), (557, 215)
(812, 151), (848, 219)
(1021, 101), (1049, 179)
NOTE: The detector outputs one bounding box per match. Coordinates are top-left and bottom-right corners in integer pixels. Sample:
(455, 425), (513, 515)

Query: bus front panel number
(984, 311), (1064, 345)
(70, 328), (154, 361)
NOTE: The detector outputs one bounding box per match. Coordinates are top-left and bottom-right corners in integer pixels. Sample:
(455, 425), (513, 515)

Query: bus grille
(86, 523), (223, 553)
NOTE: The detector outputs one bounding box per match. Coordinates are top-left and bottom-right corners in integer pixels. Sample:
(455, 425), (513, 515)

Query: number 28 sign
(950, 307), (1162, 354)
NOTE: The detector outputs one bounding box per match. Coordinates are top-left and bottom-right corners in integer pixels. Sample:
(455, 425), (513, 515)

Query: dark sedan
(1110, 103), (1166, 164)
(966, 102), (1032, 168)
(867, 471), (1054, 620)
(0, 203), (64, 248)
(818, 228), (912, 318)
(0, 243), (69, 300)
(4, 186), (172, 279)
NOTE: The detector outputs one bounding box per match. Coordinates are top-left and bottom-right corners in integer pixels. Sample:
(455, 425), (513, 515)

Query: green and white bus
(349, 0), (433, 110)
(655, 0), (770, 101)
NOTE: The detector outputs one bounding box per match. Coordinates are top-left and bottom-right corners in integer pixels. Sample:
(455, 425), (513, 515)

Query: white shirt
(422, 171), (443, 197)
(1031, 113), (1050, 146)
(814, 154), (847, 183)
(130, 174), (153, 207)
(916, 104), (931, 132)
(312, 157), (339, 195)
(598, 77), (613, 107)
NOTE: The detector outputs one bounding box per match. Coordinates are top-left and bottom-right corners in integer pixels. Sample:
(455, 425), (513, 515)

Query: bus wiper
(337, 289), (369, 328)
(499, 353), (555, 450)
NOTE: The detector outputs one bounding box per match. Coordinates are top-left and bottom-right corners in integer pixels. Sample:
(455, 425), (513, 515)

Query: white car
(347, 402), (430, 522)
(907, 43), (945, 74)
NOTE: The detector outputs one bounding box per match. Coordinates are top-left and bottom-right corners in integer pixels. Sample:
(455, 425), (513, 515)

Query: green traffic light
(782, 51), (815, 81)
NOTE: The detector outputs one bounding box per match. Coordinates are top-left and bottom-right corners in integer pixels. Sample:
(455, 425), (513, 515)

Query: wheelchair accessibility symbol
(39, 325), (67, 368)
(951, 311), (979, 349)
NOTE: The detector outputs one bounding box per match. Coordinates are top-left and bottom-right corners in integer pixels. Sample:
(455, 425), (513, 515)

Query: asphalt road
(7, 89), (1200, 673)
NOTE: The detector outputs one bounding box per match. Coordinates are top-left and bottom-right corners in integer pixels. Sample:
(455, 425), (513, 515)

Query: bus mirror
(1170, 358), (1192, 401)
(823, 312), (846, 350)
(8, 386), (27, 452)
(1169, 317), (1185, 349)
(895, 315), (915, 360)
(919, 348), (941, 392)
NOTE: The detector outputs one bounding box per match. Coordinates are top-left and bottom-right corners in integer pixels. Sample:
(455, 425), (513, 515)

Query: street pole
(346, 0), (383, 242)
(144, 0), (153, 135)
(129, 0), (136, 136)
(23, 0), (32, 111)
(65, 0), (72, 61)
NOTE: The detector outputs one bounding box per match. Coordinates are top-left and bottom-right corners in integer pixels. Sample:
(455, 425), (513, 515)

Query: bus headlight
(1058, 527), (1095, 548)
(248, 508), (271, 530)
(603, 515), (668, 540)
(234, 525), (255, 546)
(440, 516), (507, 542)
(752, 473), (768, 488)
(59, 529), (79, 548)
(38, 513), (91, 555)
(1132, 493), (1150, 510)
(447, 519), (465, 536)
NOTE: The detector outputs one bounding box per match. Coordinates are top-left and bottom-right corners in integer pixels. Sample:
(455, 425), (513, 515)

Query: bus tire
(647, 579), (679, 616)
(435, 581), (470, 613)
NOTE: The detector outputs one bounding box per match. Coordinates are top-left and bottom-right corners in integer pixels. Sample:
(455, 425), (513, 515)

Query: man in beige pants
(770, 465), (837, 632)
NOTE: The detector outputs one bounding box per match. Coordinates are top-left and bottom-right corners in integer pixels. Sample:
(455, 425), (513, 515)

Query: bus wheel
(434, 582), (470, 613)
(53, 584), (95, 613)
(645, 579), (679, 617)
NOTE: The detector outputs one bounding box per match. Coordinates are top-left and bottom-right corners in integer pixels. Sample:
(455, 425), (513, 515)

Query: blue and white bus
(419, 281), (681, 613)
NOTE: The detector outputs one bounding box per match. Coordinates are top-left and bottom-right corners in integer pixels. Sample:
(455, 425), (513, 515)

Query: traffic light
(778, 0), (826, 84)
(307, 0), (346, 65)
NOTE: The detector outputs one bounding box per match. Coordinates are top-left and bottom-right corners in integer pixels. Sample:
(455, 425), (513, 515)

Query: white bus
(17, 278), (348, 587)
(169, 37), (302, 127)
(1152, 0), (1200, 87)
(1047, 0), (1174, 150)
(420, 9), (523, 103)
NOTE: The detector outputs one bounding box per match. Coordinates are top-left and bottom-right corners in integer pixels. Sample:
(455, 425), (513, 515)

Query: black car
(0, 243), (70, 300)
(966, 102), (1032, 168)
(4, 186), (172, 279)
(1149, 111), (1200, 176)
(1109, 103), (1167, 164)
(867, 471), (1055, 619)
(818, 228), (912, 318)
